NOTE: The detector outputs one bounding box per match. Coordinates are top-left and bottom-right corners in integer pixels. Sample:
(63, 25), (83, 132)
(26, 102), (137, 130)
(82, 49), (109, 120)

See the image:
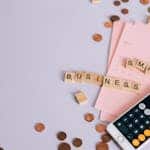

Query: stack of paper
(95, 21), (150, 122)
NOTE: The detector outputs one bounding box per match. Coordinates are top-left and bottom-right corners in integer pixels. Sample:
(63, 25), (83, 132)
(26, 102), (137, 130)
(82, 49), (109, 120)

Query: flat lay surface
(0, 0), (150, 150)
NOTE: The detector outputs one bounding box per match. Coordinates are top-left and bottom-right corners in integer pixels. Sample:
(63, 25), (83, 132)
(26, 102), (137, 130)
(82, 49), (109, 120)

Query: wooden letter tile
(64, 72), (75, 83)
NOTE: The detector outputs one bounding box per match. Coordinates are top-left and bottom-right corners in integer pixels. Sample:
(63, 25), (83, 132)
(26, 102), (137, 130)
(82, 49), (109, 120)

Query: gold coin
(144, 129), (150, 137)
(92, 33), (103, 42)
(84, 113), (95, 122)
(138, 134), (145, 142)
(132, 139), (140, 147)
(96, 142), (109, 150)
(34, 122), (45, 133)
(95, 123), (106, 133)
(104, 21), (113, 28)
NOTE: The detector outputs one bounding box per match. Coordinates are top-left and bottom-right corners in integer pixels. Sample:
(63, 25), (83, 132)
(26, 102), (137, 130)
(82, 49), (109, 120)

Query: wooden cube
(135, 59), (147, 73)
(74, 91), (87, 105)
(64, 72), (75, 83)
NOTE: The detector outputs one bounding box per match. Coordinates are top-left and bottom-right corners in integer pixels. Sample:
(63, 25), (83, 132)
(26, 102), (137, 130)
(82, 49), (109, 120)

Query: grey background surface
(0, 0), (149, 149)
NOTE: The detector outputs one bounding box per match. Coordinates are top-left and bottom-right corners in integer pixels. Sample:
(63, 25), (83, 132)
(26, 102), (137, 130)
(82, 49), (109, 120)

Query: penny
(57, 131), (67, 141)
(101, 133), (112, 143)
(72, 138), (83, 147)
(34, 122), (45, 132)
(140, 0), (149, 5)
(104, 21), (113, 28)
(121, 0), (129, 2)
(121, 8), (129, 15)
(113, 1), (121, 6)
(95, 123), (106, 133)
(110, 15), (120, 22)
(92, 33), (103, 42)
(58, 143), (71, 150)
(96, 142), (109, 150)
(84, 113), (95, 122)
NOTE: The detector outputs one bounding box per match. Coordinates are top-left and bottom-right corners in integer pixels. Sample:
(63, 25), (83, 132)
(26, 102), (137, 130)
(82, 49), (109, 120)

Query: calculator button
(144, 109), (150, 116)
(139, 124), (145, 130)
(139, 114), (146, 119)
(128, 123), (133, 129)
(132, 139), (140, 147)
(134, 108), (140, 113)
(120, 125), (129, 134)
(127, 134), (134, 140)
(133, 119), (139, 124)
(116, 122), (122, 127)
(145, 120), (150, 125)
(139, 103), (146, 110)
(144, 129), (150, 137)
(122, 117), (129, 123)
(133, 129), (139, 135)
(128, 113), (134, 118)
(138, 134), (146, 142)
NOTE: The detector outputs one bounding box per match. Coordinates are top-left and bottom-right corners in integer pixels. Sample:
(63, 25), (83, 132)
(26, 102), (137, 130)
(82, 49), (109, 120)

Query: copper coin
(0, 147), (4, 150)
(95, 123), (106, 133)
(113, 1), (121, 6)
(58, 143), (71, 150)
(121, 0), (129, 2)
(104, 21), (113, 28)
(92, 33), (103, 42)
(34, 122), (45, 133)
(101, 133), (112, 143)
(121, 8), (129, 15)
(140, 0), (149, 5)
(96, 142), (109, 150)
(110, 15), (120, 22)
(57, 131), (67, 141)
(84, 113), (95, 122)
(72, 138), (83, 147)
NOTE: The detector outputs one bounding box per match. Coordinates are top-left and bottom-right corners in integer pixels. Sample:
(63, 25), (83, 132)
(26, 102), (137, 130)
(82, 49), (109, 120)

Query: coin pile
(56, 131), (83, 149)
(95, 123), (112, 150)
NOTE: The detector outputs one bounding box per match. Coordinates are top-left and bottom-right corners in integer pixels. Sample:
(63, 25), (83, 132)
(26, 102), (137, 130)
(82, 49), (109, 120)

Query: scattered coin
(72, 138), (83, 147)
(34, 122), (45, 133)
(110, 15), (120, 22)
(96, 142), (109, 150)
(58, 143), (71, 150)
(121, 8), (129, 15)
(148, 7), (150, 13)
(101, 133), (112, 143)
(84, 113), (95, 122)
(104, 21), (113, 28)
(92, 33), (103, 42)
(57, 131), (67, 141)
(95, 123), (106, 133)
(140, 0), (149, 5)
(113, 1), (121, 6)
(121, 0), (129, 2)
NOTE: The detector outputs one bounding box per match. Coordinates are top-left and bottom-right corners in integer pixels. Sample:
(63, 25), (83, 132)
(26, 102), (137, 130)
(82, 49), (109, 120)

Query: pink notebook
(95, 21), (150, 121)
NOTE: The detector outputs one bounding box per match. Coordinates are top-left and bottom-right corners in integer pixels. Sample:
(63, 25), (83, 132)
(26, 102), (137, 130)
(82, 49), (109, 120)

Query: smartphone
(107, 94), (150, 150)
